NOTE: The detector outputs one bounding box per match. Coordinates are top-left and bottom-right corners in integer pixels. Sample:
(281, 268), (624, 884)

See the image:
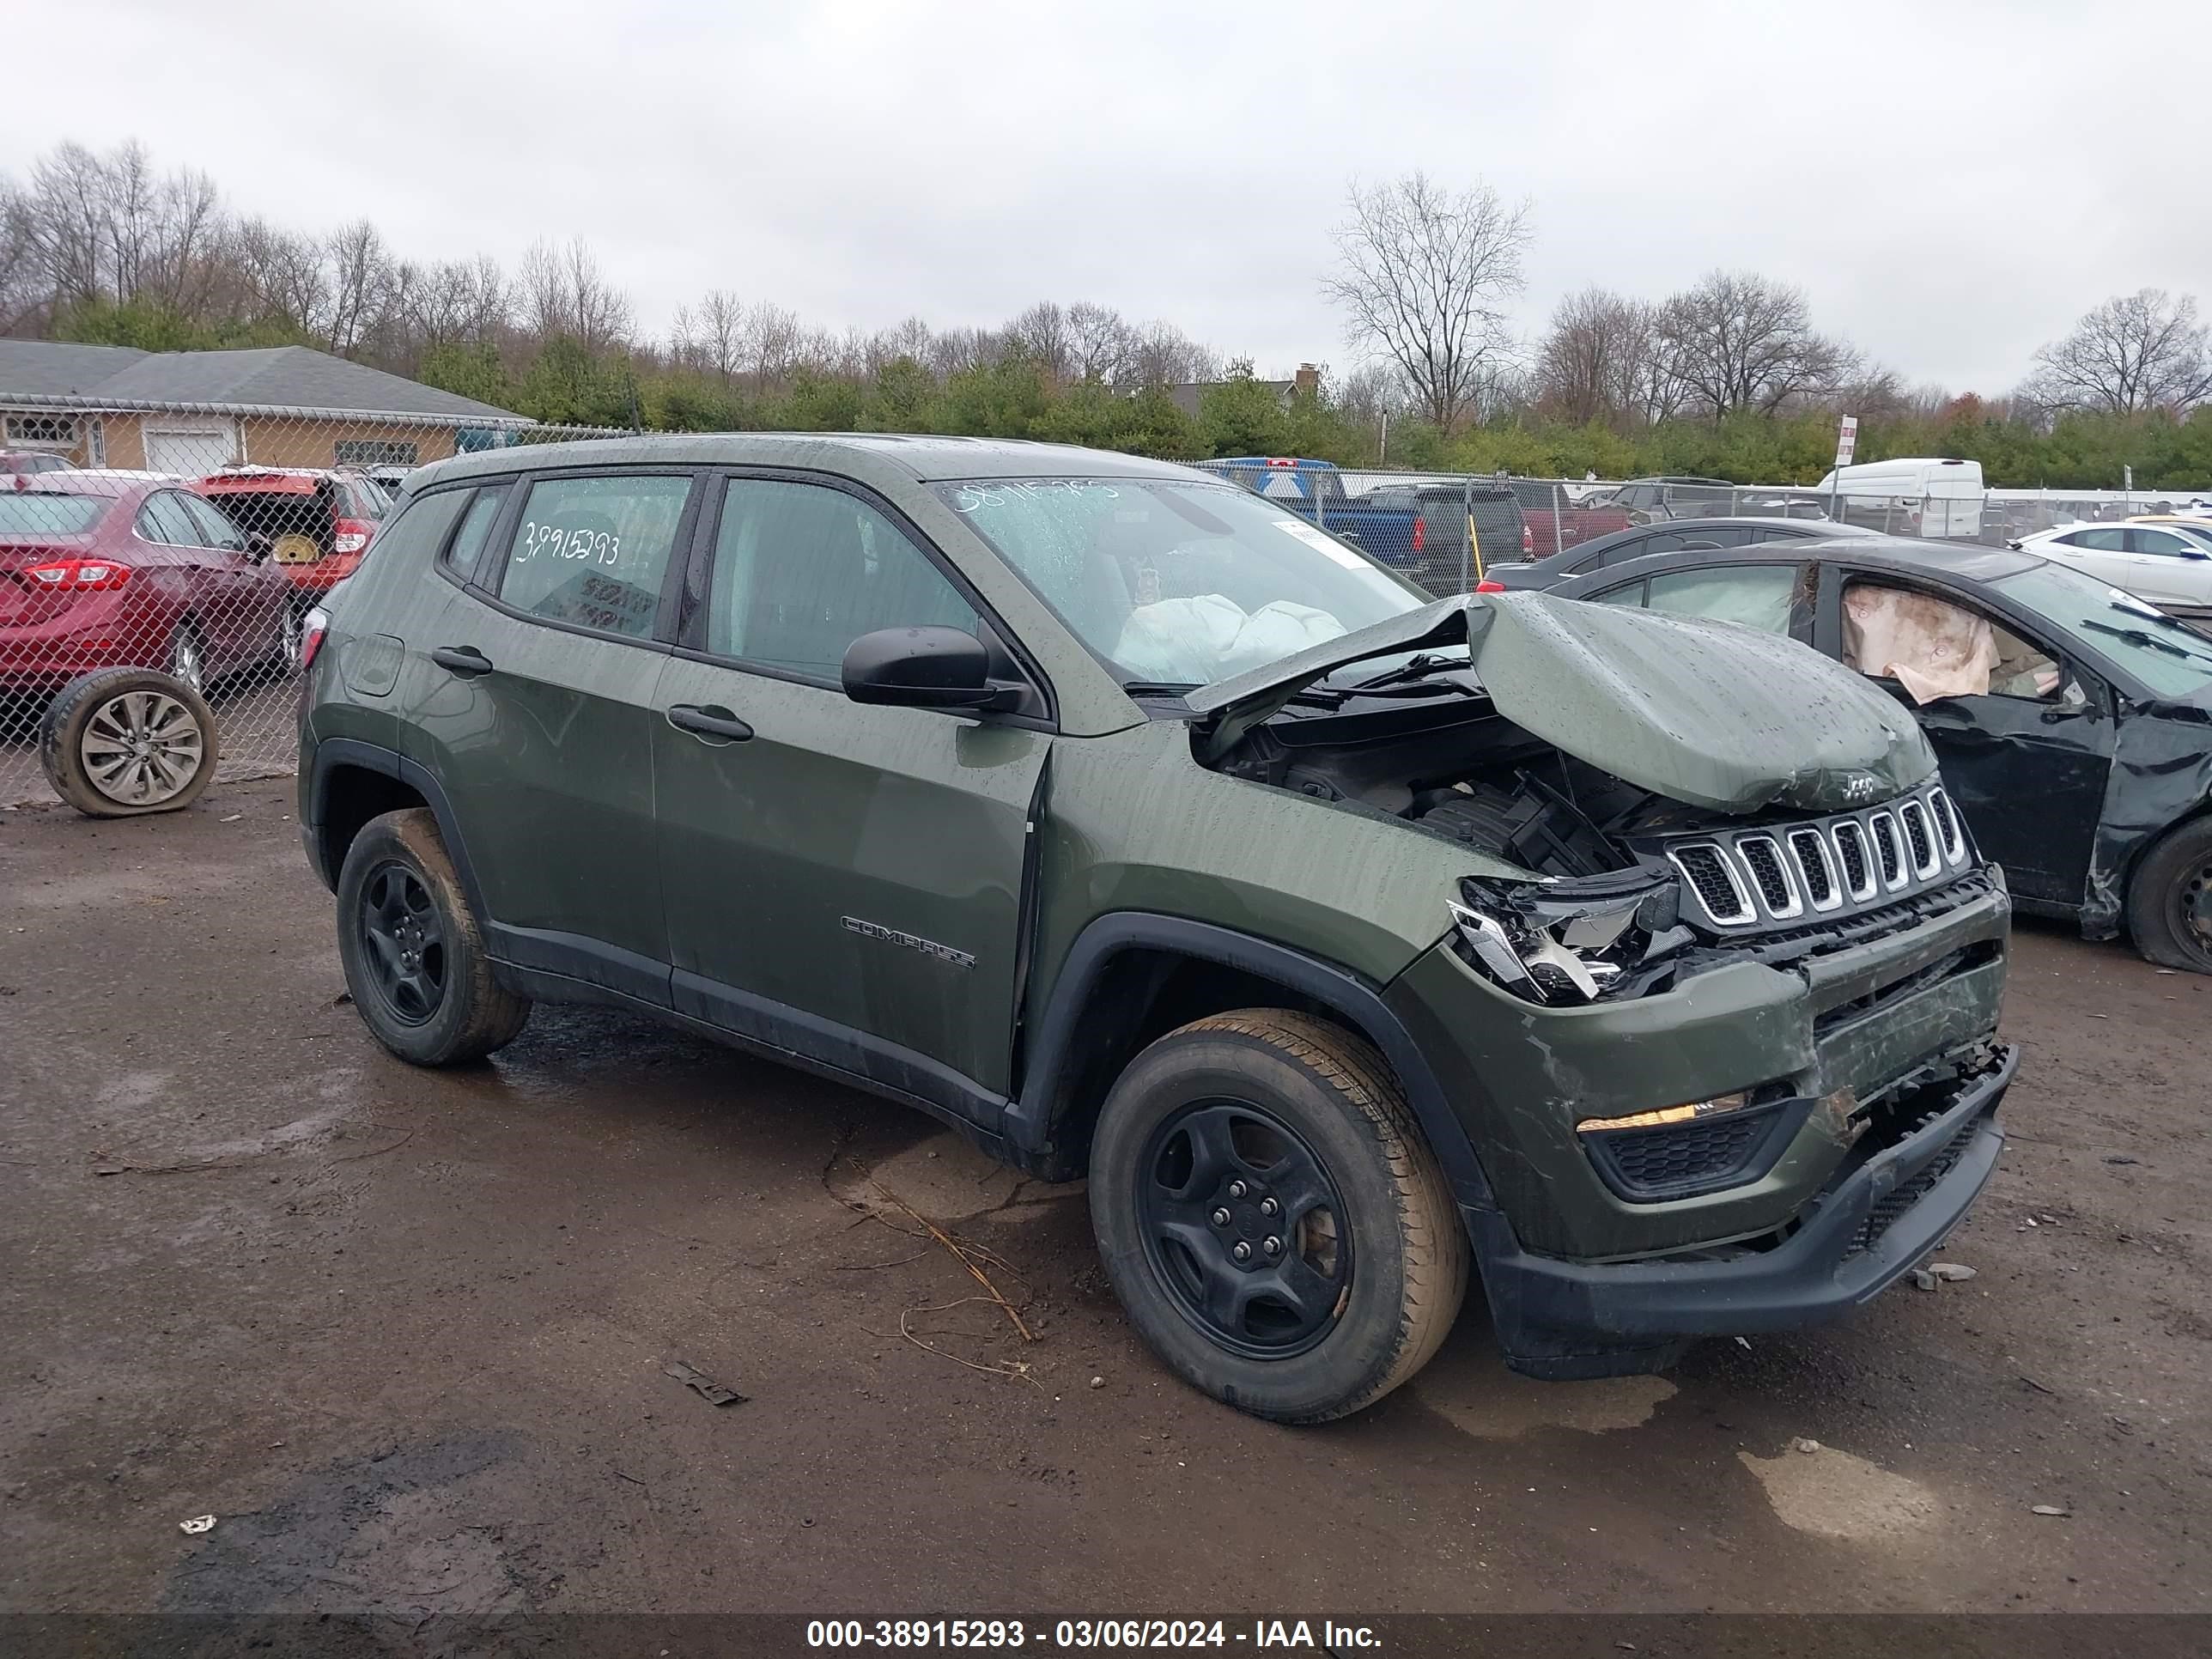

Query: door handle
(430, 646), (493, 678)
(666, 703), (755, 743)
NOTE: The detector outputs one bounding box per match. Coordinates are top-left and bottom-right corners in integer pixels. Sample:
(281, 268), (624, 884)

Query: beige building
(0, 342), (529, 475)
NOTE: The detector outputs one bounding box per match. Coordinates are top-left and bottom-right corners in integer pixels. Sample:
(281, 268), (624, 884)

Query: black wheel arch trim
(1007, 913), (1500, 1214)
(304, 737), (490, 926)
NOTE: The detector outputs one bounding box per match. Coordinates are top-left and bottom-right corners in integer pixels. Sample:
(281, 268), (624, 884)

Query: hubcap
(170, 631), (204, 694)
(358, 862), (447, 1026)
(78, 690), (204, 806)
(1136, 1101), (1352, 1359)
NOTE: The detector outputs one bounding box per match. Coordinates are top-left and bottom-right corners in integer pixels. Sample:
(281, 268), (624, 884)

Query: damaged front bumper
(1469, 1042), (2014, 1379)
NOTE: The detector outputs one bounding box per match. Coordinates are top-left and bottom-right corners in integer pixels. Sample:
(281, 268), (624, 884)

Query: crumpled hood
(1188, 591), (1937, 815)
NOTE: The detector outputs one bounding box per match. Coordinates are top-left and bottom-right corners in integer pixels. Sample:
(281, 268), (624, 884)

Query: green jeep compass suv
(299, 435), (2017, 1422)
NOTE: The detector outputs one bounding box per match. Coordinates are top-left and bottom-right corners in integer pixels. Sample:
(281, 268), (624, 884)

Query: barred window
(333, 439), (419, 467)
(5, 413), (77, 447)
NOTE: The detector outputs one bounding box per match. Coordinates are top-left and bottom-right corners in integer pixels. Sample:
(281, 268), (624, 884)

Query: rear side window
(1644, 564), (1796, 634)
(177, 493), (248, 551)
(137, 492), (202, 546)
(441, 486), (508, 580)
(358, 488), (471, 580)
(2063, 528), (2126, 551)
(495, 473), (693, 640)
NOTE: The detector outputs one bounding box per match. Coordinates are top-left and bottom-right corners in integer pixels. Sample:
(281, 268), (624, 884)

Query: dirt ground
(2, 776), (2208, 1627)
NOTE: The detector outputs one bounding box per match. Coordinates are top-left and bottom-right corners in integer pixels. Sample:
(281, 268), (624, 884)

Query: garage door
(145, 428), (237, 477)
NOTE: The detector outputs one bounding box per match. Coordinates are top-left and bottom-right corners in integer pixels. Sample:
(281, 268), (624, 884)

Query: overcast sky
(5, 0), (2206, 394)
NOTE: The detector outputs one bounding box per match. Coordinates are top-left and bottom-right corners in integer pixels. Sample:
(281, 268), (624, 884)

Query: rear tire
(336, 807), (532, 1065)
(38, 668), (217, 818)
(1088, 1010), (1468, 1423)
(2127, 817), (2212, 974)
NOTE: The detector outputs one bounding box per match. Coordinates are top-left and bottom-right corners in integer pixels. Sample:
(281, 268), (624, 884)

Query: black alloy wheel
(357, 860), (448, 1026)
(1136, 1099), (1352, 1358)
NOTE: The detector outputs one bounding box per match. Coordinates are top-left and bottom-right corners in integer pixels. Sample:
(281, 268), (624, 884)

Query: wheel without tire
(335, 807), (532, 1065)
(1088, 1010), (1468, 1422)
(38, 668), (216, 817)
(2127, 817), (2212, 974)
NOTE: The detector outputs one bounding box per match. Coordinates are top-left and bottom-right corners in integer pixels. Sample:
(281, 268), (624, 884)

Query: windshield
(1990, 562), (2212, 700)
(0, 493), (111, 534)
(940, 478), (1426, 688)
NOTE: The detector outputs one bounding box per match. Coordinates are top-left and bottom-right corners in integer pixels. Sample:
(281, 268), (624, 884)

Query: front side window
(940, 477), (1424, 688)
(2128, 528), (2197, 558)
(708, 479), (977, 678)
(495, 473), (692, 640)
(1644, 564), (1796, 634)
(1842, 579), (2062, 703)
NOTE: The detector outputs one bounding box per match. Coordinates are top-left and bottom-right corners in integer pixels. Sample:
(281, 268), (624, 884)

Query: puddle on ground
(832, 1130), (1074, 1224)
(1738, 1445), (1937, 1541)
(1418, 1364), (1678, 1437)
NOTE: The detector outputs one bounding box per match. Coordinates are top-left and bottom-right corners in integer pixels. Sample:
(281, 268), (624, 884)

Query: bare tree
(1534, 287), (1653, 425)
(1124, 319), (1217, 389)
(2025, 289), (2212, 415)
(1066, 301), (1133, 384)
(1653, 271), (1851, 417)
(1322, 172), (1531, 433)
(672, 289), (747, 380)
(1006, 301), (1073, 378)
(232, 216), (331, 337)
(325, 220), (391, 356)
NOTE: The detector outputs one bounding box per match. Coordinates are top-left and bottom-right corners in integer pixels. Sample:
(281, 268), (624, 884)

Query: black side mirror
(842, 626), (1019, 712)
(246, 532), (274, 563)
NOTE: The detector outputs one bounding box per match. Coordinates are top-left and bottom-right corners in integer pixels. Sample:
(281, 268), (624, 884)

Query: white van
(1811, 457), (1985, 539)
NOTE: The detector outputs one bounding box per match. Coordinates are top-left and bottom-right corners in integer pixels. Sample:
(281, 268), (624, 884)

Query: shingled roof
(0, 341), (524, 423)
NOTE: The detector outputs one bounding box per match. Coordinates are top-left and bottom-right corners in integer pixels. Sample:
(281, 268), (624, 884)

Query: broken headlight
(1449, 870), (1692, 1006)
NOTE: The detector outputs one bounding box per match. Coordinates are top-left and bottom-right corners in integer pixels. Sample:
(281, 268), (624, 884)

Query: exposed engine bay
(1205, 684), (1993, 1008)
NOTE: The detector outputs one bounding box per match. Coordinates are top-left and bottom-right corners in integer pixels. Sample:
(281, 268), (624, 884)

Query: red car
(193, 467), (388, 603)
(1, 472), (294, 697)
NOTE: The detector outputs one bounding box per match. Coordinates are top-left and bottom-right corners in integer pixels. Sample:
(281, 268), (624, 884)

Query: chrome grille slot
(1736, 835), (1802, 919)
(1788, 829), (1840, 910)
(1669, 844), (1753, 924)
(1831, 820), (1875, 900)
(1899, 799), (1940, 878)
(1928, 789), (1965, 864)
(1869, 811), (1905, 889)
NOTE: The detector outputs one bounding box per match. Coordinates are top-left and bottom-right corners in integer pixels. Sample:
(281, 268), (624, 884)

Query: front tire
(1088, 1011), (1468, 1423)
(2127, 817), (2212, 974)
(335, 808), (532, 1065)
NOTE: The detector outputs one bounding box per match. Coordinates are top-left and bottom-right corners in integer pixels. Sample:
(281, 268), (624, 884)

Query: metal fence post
(1461, 477), (1472, 593)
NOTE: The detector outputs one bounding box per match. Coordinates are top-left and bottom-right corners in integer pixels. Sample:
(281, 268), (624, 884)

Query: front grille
(1669, 845), (1751, 922)
(1789, 829), (1837, 908)
(1737, 836), (1800, 917)
(1832, 821), (1872, 898)
(1847, 1114), (1986, 1255)
(1650, 784), (1979, 936)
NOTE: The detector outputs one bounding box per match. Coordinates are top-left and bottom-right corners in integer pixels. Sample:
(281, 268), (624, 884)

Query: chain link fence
(5, 411), (2206, 805)
(2, 398), (619, 805)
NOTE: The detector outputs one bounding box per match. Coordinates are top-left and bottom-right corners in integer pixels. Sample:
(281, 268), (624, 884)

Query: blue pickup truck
(1202, 458), (1525, 597)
